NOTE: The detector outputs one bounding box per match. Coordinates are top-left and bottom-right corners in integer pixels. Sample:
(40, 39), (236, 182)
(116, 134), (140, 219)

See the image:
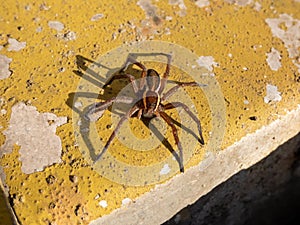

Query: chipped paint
(195, 0), (210, 8)
(264, 84), (282, 104)
(99, 200), (108, 208)
(0, 55), (12, 80)
(266, 47), (281, 71)
(0, 102), (67, 174)
(160, 164), (171, 175)
(253, 2), (262, 11)
(0, 0), (300, 224)
(169, 0), (187, 17)
(136, 0), (163, 40)
(91, 14), (104, 22)
(224, 0), (253, 6)
(7, 38), (26, 52)
(196, 56), (219, 72)
(56, 31), (77, 41)
(265, 14), (300, 73)
(48, 20), (65, 31)
(121, 198), (132, 206)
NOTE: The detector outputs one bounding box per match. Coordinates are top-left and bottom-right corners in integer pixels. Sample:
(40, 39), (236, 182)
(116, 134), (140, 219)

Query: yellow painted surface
(0, 0), (299, 224)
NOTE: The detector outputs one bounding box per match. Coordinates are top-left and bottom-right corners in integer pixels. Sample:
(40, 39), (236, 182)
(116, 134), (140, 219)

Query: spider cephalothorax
(85, 54), (205, 172)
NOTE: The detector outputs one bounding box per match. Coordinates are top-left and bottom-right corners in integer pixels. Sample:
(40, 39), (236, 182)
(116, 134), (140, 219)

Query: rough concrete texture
(0, 0), (300, 224)
(90, 105), (300, 225)
(164, 132), (300, 225)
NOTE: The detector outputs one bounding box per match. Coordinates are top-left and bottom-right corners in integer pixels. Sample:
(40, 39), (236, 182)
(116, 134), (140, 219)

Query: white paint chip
(195, 0), (210, 8)
(168, 0), (187, 16)
(196, 56), (219, 71)
(99, 200), (108, 208)
(253, 2), (262, 11)
(266, 14), (300, 73)
(48, 20), (65, 31)
(121, 198), (132, 206)
(0, 102), (67, 174)
(74, 101), (83, 108)
(224, 0), (253, 6)
(7, 38), (26, 52)
(266, 47), (282, 71)
(160, 164), (171, 175)
(264, 84), (282, 103)
(91, 14), (104, 21)
(0, 54), (12, 80)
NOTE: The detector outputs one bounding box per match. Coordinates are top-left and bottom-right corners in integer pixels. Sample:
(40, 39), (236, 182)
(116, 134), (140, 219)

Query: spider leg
(163, 102), (205, 145)
(161, 82), (206, 101)
(84, 96), (134, 121)
(157, 111), (184, 173)
(94, 104), (140, 162)
(104, 73), (139, 94)
(120, 56), (147, 89)
(158, 54), (172, 95)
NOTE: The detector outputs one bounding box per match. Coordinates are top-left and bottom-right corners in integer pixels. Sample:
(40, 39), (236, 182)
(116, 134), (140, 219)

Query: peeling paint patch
(196, 56), (219, 71)
(0, 54), (12, 80)
(121, 198), (132, 206)
(253, 2), (262, 11)
(136, 0), (163, 40)
(0, 102), (67, 174)
(160, 164), (171, 175)
(48, 20), (65, 31)
(7, 38), (26, 52)
(56, 31), (77, 41)
(137, 0), (160, 21)
(91, 14), (104, 22)
(224, 0), (253, 6)
(266, 47), (281, 71)
(99, 200), (108, 208)
(195, 0), (210, 8)
(264, 84), (282, 103)
(169, 0), (187, 17)
(265, 14), (300, 73)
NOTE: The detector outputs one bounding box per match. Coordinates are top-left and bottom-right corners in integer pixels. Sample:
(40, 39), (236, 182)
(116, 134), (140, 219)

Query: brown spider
(85, 54), (205, 172)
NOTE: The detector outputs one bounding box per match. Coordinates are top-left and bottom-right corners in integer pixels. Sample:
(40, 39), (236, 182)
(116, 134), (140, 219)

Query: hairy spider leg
(103, 73), (139, 93)
(158, 54), (172, 95)
(120, 56), (147, 90)
(84, 96), (134, 120)
(157, 111), (184, 173)
(161, 82), (206, 101)
(163, 102), (205, 145)
(94, 104), (140, 162)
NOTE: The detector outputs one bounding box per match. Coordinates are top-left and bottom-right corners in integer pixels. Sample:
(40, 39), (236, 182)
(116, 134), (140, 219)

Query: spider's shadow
(67, 54), (200, 171)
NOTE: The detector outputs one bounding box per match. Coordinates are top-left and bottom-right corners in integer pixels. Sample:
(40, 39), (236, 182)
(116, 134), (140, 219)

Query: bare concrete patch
(7, 38), (26, 52)
(266, 47), (281, 71)
(266, 14), (300, 73)
(0, 102), (67, 174)
(264, 84), (282, 103)
(0, 55), (12, 80)
(195, 0), (210, 8)
(48, 20), (65, 31)
(196, 56), (219, 72)
(91, 14), (104, 22)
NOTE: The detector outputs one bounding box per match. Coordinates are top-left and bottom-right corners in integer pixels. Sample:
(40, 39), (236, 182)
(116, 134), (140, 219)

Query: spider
(85, 54), (205, 172)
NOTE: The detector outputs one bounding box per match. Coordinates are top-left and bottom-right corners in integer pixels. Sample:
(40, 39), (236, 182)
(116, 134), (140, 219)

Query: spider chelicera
(85, 54), (205, 172)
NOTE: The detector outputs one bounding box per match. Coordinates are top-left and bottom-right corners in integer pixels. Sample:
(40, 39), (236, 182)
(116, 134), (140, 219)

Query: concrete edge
(90, 104), (300, 225)
(0, 177), (20, 225)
